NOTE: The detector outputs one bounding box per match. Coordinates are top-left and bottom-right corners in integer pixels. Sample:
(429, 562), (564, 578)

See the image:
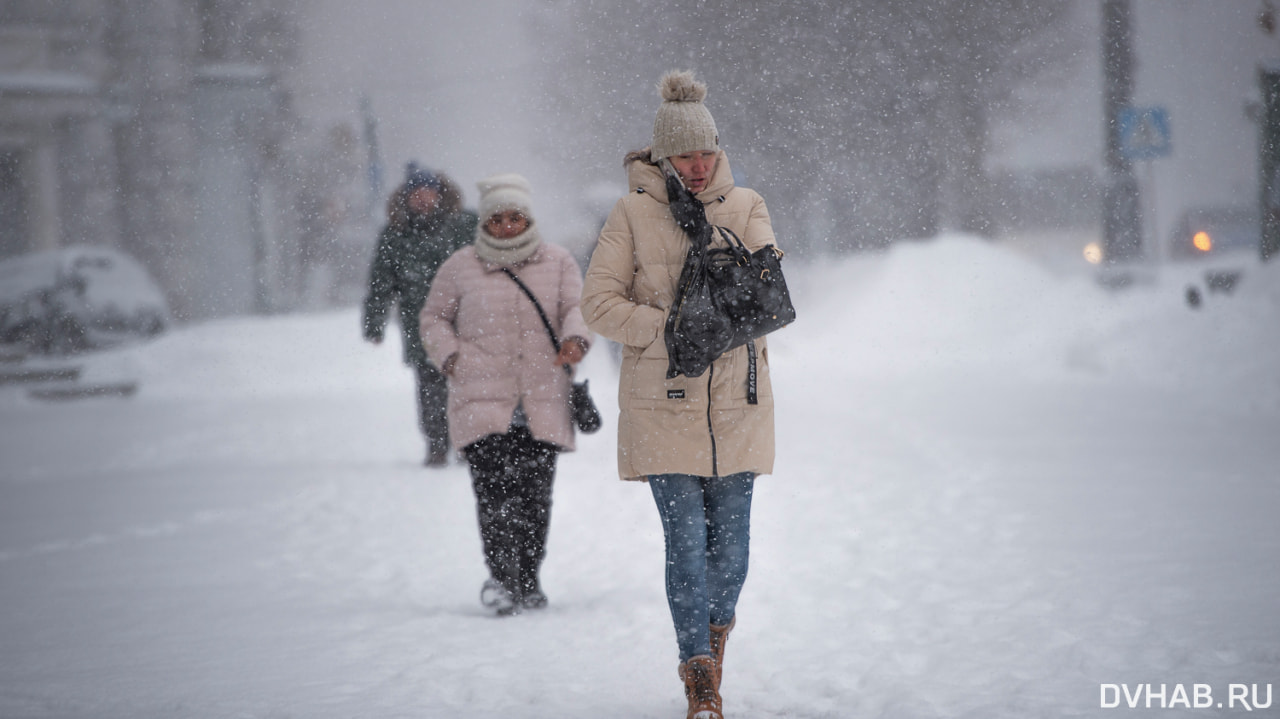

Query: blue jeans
(648, 472), (755, 662)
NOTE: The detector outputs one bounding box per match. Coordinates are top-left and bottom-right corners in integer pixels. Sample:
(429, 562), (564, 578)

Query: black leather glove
(666, 173), (711, 241)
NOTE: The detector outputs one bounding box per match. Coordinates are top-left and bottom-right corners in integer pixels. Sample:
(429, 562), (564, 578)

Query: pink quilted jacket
(419, 243), (592, 452)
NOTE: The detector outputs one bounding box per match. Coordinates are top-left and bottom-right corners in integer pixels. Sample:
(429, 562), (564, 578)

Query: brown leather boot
(678, 655), (723, 719)
(709, 616), (735, 689)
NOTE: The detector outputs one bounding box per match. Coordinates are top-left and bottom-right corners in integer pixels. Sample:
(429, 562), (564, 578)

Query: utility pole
(1262, 65), (1280, 262)
(360, 95), (384, 220)
(1260, 1), (1280, 262)
(1101, 0), (1143, 263)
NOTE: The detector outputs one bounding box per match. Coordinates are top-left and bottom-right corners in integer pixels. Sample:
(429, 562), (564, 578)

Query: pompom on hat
(476, 173), (534, 223)
(650, 70), (720, 162)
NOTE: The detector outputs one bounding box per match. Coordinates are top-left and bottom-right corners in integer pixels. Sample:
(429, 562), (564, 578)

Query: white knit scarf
(474, 222), (542, 267)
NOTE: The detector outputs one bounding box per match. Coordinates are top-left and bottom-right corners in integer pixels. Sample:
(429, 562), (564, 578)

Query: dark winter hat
(403, 163), (443, 192)
(651, 70), (719, 162)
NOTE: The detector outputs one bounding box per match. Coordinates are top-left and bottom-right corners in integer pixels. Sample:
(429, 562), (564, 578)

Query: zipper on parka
(706, 361), (718, 476)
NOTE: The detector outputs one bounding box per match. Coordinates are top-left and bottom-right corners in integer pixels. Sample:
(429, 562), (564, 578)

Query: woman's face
(485, 210), (530, 239)
(668, 150), (718, 194)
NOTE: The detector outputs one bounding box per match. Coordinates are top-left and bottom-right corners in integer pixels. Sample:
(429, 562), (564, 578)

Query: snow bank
(786, 235), (1280, 410)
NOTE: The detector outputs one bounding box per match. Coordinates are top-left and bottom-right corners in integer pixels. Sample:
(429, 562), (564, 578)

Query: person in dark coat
(363, 165), (478, 466)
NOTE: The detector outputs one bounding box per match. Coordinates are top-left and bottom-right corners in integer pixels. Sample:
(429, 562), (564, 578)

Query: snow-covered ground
(2, 235), (1278, 718)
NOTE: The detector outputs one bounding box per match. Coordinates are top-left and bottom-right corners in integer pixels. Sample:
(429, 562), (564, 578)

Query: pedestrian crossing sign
(1118, 106), (1171, 160)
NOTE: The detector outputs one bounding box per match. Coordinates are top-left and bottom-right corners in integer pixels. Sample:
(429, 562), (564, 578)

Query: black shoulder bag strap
(500, 267), (570, 374)
(713, 225), (759, 405)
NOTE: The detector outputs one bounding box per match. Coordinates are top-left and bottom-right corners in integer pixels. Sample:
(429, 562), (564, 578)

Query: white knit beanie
(475, 173), (541, 266)
(477, 173), (534, 222)
(650, 70), (719, 162)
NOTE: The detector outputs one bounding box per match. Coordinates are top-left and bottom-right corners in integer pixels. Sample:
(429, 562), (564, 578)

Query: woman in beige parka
(581, 70), (778, 719)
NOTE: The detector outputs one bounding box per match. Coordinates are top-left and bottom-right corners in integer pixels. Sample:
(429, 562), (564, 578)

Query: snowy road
(2, 238), (1278, 718)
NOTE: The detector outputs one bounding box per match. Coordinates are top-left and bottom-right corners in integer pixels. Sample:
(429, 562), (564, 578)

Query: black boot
(519, 577), (547, 610)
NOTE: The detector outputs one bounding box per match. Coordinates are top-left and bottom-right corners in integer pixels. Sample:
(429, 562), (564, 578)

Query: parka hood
(625, 149), (735, 205)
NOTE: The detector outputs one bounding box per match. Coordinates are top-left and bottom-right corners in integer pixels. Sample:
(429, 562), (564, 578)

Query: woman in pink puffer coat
(419, 173), (592, 615)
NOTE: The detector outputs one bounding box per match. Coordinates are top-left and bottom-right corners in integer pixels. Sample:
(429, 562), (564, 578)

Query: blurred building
(0, 0), (309, 320)
(988, 0), (1279, 266)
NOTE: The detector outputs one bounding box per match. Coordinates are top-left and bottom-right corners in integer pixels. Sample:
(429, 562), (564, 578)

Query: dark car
(1168, 206), (1260, 261)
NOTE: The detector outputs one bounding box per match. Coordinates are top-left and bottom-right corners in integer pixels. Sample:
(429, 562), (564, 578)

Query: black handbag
(501, 268), (602, 434)
(665, 229), (735, 380)
(706, 225), (796, 349)
(569, 379), (602, 434)
(664, 224), (795, 383)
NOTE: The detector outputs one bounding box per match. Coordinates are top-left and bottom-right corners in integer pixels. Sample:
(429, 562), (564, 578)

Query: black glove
(666, 173), (711, 242)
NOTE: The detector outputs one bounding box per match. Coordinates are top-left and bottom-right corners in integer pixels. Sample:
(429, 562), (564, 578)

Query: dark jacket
(363, 210), (478, 365)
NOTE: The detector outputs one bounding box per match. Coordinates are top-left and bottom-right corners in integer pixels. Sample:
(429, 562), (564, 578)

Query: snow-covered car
(0, 245), (171, 356)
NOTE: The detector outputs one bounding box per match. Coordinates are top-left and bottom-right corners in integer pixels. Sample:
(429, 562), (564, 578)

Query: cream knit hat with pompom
(650, 70), (719, 162)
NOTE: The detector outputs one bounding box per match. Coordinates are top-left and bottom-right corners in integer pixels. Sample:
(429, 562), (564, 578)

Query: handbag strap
(712, 225), (754, 264)
(708, 226), (760, 403)
(500, 267), (572, 374)
(713, 225), (746, 250)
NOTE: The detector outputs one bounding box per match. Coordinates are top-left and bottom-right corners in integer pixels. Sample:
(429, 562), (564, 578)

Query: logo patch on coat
(667, 389), (686, 400)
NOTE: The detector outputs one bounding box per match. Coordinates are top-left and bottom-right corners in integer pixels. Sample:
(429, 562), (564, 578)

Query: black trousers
(465, 425), (558, 598)
(414, 361), (450, 452)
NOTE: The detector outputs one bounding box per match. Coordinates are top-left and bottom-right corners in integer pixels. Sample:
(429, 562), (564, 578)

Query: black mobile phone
(659, 158), (687, 190)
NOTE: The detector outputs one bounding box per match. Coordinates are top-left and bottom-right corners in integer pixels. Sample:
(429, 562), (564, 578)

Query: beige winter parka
(582, 150), (777, 481)
(420, 243), (591, 453)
